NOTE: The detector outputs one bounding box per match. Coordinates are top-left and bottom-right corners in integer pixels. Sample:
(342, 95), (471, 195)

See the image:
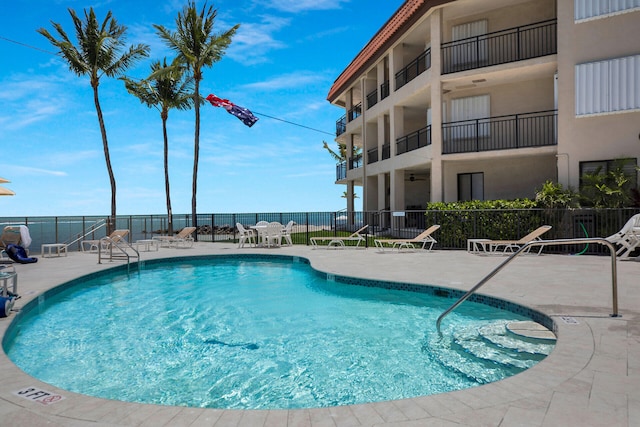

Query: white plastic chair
(236, 223), (256, 248)
(606, 214), (640, 259)
(280, 220), (294, 246)
(264, 222), (283, 248)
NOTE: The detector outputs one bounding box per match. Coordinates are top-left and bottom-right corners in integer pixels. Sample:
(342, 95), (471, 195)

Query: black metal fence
(442, 110), (557, 154)
(395, 49), (431, 90)
(397, 125), (432, 155)
(2, 208), (638, 255)
(442, 19), (557, 74)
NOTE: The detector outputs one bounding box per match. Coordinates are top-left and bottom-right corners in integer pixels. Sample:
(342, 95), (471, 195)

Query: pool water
(4, 257), (551, 409)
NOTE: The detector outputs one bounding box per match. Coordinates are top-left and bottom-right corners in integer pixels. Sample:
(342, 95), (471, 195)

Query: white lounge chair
(153, 227), (196, 248)
(606, 214), (640, 259)
(310, 225), (369, 249)
(374, 225), (440, 252)
(468, 225), (552, 255)
(82, 229), (130, 252)
(236, 223), (256, 248)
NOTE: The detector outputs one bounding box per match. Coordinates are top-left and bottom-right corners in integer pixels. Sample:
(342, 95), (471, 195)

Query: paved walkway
(0, 243), (638, 426)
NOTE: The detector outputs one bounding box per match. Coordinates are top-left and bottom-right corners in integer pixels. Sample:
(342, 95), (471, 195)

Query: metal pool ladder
(436, 238), (620, 335)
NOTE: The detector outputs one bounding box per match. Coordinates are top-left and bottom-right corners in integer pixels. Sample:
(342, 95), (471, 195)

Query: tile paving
(0, 242), (638, 426)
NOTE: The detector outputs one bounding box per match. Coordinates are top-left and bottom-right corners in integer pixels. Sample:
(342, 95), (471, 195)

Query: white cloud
(226, 15), (290, 65)
(260, 0), (349, 13)
(241, 71), (326, 91)
(2, 165), (67, 177)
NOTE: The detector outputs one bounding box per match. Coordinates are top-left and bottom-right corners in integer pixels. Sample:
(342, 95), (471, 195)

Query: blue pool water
(4, 256), (553, 409)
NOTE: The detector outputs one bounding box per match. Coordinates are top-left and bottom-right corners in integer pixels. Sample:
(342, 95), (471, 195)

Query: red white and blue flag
(206, 94), (259, 127)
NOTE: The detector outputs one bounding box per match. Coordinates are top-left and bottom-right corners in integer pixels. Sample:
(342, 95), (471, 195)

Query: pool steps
(426, 320), (555, 384)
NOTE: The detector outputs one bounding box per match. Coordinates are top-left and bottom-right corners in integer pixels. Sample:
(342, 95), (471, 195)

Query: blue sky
(0, 0), (403, 217)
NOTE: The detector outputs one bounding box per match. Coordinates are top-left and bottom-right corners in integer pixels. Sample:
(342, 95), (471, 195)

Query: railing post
(515, 113), (519, 148)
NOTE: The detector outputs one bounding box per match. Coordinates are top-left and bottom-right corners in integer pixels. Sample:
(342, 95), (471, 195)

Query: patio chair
(82, 229), (130, 252)
(310, 225), (369, 249)
(264, 222), (283, 248)
(468, 225), (552, 255)
(606, 214), (640, 259)
(154, 227), (196, 248)
(0, 225), (32, 257)
(236, 223), (256, 248)
(280, 220), (294, 246)
(374, 225), (440, 252)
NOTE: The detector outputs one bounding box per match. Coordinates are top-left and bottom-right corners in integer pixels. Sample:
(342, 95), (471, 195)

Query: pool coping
(0, 243), (637, 426)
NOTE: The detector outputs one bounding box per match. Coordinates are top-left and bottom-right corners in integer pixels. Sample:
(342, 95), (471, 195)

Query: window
(580, 158), (638, 188)
(575, 0), (640, 21)
(458, 172), (484, 201)
(575, 54), (640, 116)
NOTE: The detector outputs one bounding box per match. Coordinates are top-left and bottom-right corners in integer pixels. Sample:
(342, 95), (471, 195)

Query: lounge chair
(374, 225), (440, 252)
(236, 223), (256, 248)
(82, 229), (130, 252)
(0, 225), (32, 257)
(468, 225), (552, 255)
(310, 225), (369, 249)
(606, 214), (640, 259)
(154, 227), (196, 248)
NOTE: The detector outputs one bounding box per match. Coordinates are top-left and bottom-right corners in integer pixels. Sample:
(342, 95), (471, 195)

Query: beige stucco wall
(556, 3), (640, 189)
(442, 154), (557, 201)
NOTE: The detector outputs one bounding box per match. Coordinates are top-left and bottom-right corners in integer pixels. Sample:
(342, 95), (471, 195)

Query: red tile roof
(327, 0), (454, 103)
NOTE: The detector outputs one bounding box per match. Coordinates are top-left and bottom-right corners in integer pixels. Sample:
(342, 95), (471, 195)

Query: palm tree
(154, 1), (239, 236)
(38, 8), (149, 232)
(322, 140), (347, 162)
(121, 59), (194, 235)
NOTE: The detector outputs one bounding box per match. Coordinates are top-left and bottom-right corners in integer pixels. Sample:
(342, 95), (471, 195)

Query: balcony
(395, 49), (431, 90)
(349, 154), (363, 170)
(442, 110), (557, 154)
(366, 89), (378, 110)
(380, 81), (390, 100)
(382, 143), (391, 160)
(336, 162), (347, 181)
(348, 103), (362, 122)
(442, 19), (557, 74)
(396, 125), (432, 155)
(367, 147), (378, 164)
(336, 115), (346, 137)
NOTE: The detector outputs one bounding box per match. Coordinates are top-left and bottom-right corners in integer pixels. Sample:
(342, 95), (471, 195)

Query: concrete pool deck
(0, 243), (638, 426)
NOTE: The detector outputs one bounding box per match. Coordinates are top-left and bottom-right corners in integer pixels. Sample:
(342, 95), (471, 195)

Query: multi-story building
(327, 0), (640, 220)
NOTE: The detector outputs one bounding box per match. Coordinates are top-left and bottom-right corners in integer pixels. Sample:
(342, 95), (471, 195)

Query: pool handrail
(436, 238), (619, 335)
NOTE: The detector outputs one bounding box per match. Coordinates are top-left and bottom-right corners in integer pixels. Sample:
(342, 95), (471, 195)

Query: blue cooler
(0, 296), (13, 318)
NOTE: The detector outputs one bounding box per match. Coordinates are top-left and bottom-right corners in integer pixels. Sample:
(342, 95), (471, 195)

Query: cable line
(0, 34), (336, 137)
(252, 111), (334, 136)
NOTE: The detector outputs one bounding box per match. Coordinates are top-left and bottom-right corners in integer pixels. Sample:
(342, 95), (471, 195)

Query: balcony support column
(430, 9), (444, 202)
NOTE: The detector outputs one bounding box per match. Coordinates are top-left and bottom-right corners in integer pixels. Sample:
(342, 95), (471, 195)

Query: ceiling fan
(406, 174), (426, 182)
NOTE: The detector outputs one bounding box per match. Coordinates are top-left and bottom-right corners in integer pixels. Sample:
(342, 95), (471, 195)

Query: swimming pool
(4, 255), (555, 410)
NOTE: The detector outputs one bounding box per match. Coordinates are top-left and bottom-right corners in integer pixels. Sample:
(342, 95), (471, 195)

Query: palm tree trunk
(192, 78), (200, 240)
(162, 115), (173, 235)
(92, 82), (116, 234)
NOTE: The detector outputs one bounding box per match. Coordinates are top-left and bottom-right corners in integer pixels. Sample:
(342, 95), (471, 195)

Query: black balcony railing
(382, 143), (391, 160)
(336, 162), (347, 181)
(442, 110), (557, 154)
(336, 115), (346, 136)
(396, 125), (432, 155)
(366, 89), (378, 109)
(442, 19), (557, 74)
(348, 103), (362, 122)
(380, 81), (390, 100)
(395, 49), (431, 90)
(348, 154), (363, 170)
(367, 147), (378, 164)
